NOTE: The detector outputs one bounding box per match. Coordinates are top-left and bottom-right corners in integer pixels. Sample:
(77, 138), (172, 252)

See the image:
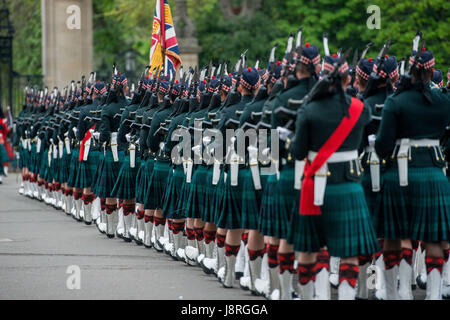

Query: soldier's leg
(314, 247), (331, 300)
(398, 239), (414, 300)
(441, 241), (450, 299)
(247, 230), (266, 294)
(171, 218), (186, 259)
(222, 229), (243, 288)
(203, 222), (217, 260)
(338, 256), (359, 300)
(383, 239), (402, 300)
(153, 209), (166, 252)
(121, 199), (135, 241)
(184, 218), (197, 264)
(297, 252), (317, 300)
(73, 187), (83, 221)
(81, 187), (95, 224)
(425, 242), (444, 300)
(215, 228), (227, 278)
(194, 218), (206, 264)
(142, 208), (153, 247)
(278, 239), (295, 300)
(105, 198), (118, 238)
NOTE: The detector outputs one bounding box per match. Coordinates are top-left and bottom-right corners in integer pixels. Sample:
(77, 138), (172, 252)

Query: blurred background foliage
(5, 0), (450, 81)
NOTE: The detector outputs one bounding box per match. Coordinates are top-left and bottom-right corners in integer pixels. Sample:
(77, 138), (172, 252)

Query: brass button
(382, 159), (386, 164)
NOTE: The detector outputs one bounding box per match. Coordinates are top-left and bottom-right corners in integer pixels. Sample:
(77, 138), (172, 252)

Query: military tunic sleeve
(291, 106), (309, 161)
(99, 111), (112, 144)
(375, 96), (398, 159)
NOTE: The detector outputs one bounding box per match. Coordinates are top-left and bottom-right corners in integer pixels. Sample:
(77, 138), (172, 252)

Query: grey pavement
(0, 173), (263, 300)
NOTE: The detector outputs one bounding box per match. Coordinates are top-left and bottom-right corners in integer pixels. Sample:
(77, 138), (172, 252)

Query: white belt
(307, 150), (358, 206)
(212, 160), (221, 185)
(111, 132), (119, 162)
(58, 141), (64, 159)
(395, 138), (441, 186)
(36, 138), (42, 153)
(53, 144), (58, 159)
(65, 137), (71, 154)
(185, 159), (193, 183)
(48, 147), (52, 166)
(248, 145), (261, 190)
(294, 160), (305, 190)
(367, 135), (380, 192)
(129, 143), (136, 168)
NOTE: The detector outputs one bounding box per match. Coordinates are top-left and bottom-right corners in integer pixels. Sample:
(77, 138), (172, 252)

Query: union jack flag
(149, 0), (182, 77)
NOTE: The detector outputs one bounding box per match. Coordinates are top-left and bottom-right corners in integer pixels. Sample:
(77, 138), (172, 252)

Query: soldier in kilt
(198, 75), (233, 276)
(161, 80), (189, 259)
(289, 53), (379, 300)
(94, 73), (128, 238)
(213, 67), (260, 288)
(354, 56), (400, 300)
(66, 86), (86, 221)
(111, 77), (148, 241)
(375, 48), (450, 300)
(144, 76), (177, 251)
(76, 80), (106, 225)
(138, 78), (162, 246)
(182, 79), (216, 265)
(130, 79), (154, 244)
(261, 43), (321, 300)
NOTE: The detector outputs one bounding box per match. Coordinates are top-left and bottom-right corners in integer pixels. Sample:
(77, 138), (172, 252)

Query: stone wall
(41, 0), (93, 89)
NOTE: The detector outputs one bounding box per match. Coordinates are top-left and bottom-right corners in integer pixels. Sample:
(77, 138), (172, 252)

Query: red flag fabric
(299, 97), (364, 215)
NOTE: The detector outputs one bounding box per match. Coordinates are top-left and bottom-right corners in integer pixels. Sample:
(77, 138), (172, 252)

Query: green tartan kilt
(144, 159), (170, 210)
(258, 173), (279, 236)
(184, 164), (209, 219)
(29, 144), (39, 173)
(111, 154), (141, 200)
(48, 155), (59, 182)
(138, 157), (155, 204)
(58, 149), (73, 184)
(372, 167), (409, 239)
(38, 149), (48, 179)
(408, 167), (450, 242)
(288, 182), (379, 258)
(73, 150), (101, 189)
(94, 149), (124, 198)
(240, 167), (268, 230)
(67, 147), (80, 187)
(261, 165), (298, 239)
(202, 165), (217, 223)
(176, 170), (193, 218)
(211, 170), (226, 225)
(361, 170), (381, 217)
(162, 165), (185, 219)
(215, 166), (248, 230)
(53, 157), (63, 184)
(135, 158), (147, 204)
(91, 150), (104, 193)
(18, 146), (25, 169)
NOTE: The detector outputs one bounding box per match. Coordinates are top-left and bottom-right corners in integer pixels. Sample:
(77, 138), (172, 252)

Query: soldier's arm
(291, 106), (309, 161)
(375, 97), (398, 159)
(99, 111), (112, 144)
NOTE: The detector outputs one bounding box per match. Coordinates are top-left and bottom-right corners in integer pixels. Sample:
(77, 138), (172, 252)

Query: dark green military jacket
(99, 95), (128, 151)
(146, 104), (172, 159)
(77, 98), (100, 142)
(375, 82), (450, 168)
(291, 92), (371, 184)
(118, 102), (140, 147)
(272, 77), (314, 165)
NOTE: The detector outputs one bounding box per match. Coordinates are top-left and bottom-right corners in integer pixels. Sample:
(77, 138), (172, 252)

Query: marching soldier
(375, 47), (450, 300)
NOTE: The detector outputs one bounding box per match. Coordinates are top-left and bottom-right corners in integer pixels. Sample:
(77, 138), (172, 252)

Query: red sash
(299, 97), (364, 215)
(78, 125), (95, 162)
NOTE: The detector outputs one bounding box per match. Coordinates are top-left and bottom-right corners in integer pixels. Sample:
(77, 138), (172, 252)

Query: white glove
(262, 147), (270, 157)
(202, 136), (212, 144)
(368, 134), (376, 147)
(64, 131), (69, 137)
(72, 127), (78, 135)
(125, 133), (132, 143)
(277, 126), (292, 142)
(134, 138), (140, 146)
(192, 144), (202, 157)
(93, 132), (100, 140)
